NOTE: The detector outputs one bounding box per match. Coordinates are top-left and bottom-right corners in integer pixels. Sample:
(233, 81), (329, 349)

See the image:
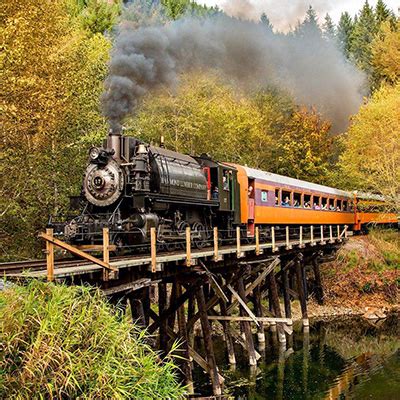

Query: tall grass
(0, 280), (186, 399)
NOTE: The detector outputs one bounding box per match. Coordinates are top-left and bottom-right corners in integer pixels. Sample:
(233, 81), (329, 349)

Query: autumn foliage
(0, 0), (399, 259)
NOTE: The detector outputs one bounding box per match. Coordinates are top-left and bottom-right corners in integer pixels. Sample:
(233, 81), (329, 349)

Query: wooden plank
(207, 316), (292, 323)
(186, 227), (191, 267)
(150, 227), (157, 273)
(329, 225), (334, 243)
(286, 226), (292, 249)
(46, 228), (54, 282)
(227, 284), (259, 327)
(103, 279), (153, 295)
(76, 244), (117, 252)
(39, 233), (117, 272)
(103, 227), (110, 281)
(272, 226), (277, 252)
(310, 225), (315, 246)
(320, 225), (325, 244)
(255, 226), (260, 255)
(236, 226), (241, 258)
(299, 226), (304, 248)
(213, 227), (219, 261)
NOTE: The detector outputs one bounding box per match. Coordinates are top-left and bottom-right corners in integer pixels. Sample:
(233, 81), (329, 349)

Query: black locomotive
(53, 130), (240, 252)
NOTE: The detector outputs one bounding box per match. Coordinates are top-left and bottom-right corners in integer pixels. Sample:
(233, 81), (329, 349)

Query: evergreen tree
(260, 12), (273, 33)
(322, 13), (336, 42)
(295, 5), (321, 39)
(350, 1), (378, 81)
(337, 12), (354, 58)
(375, 0), (391, 26)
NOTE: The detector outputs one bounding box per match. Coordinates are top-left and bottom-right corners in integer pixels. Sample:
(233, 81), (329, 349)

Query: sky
(200, 0), (400, 31)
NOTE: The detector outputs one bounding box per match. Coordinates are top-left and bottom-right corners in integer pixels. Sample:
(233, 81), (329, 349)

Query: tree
(375, 0), (394, 27)
(350, 1), (378, 83)
(273, 108), (333, 182)
(322, 13), (336, 42)
(339, 84), (400, 210)
(337, 12), (354, 58)
(80, 0), (121, 34)
(0, 0), (110, 259)
(260, 12), (273, 33)
(160, 0), (218, 20)
(372, 19), (400, 85)
(295, 5), (321, 39)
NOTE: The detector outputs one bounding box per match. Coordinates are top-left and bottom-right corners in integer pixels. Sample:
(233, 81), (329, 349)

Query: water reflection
(209, 312), (399, 399)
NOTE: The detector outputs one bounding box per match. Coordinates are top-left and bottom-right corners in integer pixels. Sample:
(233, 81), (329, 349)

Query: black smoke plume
(102, 16), (365, 132)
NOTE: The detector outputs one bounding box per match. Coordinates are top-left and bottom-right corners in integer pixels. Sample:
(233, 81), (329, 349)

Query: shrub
(0, 280), (185, 399)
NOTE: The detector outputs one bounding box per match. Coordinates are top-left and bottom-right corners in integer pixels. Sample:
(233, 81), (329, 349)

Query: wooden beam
(200, 261), (229, 303)
(213, 227), (220, 262)
(102, 278), (153, 295)
(185, 227), (191, 267)
(226, 257), (280, 314)
(329, 225), (334, 243)
(272, 226), (277, 252)
(46, 228), (54, 282)
(176, 283), (193, 392)
(255, 226), (261, 256)
(150, 227), (157, 273)
(102, 227), (110, 281)
(196, 285), (222, 395)
(226, 284), (259, 327)
(310, 225), (315, 246)
(207, 316), (292, 323)
(286, 226), (292, 250)
(299, 226), (304, 248)
(39, 232), (117, 272)
(236, 226), (241, 258)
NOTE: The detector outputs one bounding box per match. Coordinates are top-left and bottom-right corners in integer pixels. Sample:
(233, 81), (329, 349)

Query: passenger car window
(261, 190), (268, 202)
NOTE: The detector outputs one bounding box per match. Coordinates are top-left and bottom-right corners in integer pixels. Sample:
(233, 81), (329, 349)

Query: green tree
(339, 84), (400, 209)
(375, 0), (395, 27)
(322, 13), (336, 42)
(260, 12), (273, 33)
(337, 12), (354, 58)
(295, 5), (321, 39)
(80, 0), (121, 34)
(161, 0), (218, 20)
(350, 1), (378, 83)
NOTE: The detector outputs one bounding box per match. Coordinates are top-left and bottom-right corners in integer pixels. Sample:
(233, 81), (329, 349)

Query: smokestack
(107, 127), (121, 160)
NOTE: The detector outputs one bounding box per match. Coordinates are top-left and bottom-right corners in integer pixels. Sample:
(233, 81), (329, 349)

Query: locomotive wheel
(192, 222), (207, 249)
(176, 221), (190, 250)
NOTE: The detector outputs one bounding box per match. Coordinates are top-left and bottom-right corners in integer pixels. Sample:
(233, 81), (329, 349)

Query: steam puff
(102, 16), (365, 132)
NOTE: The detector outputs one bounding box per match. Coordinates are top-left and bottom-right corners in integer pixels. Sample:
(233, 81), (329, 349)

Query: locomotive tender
(54, 130), (397, 251)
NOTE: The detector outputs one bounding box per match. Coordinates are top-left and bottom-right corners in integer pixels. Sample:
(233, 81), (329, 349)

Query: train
(50, 130), (398, 252)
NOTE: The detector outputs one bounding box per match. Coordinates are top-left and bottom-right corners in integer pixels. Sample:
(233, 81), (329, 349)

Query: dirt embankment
(306, 229), (399, 319)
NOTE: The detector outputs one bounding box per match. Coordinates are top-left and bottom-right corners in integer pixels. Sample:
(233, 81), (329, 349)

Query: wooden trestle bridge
(2, 224), (350, 396)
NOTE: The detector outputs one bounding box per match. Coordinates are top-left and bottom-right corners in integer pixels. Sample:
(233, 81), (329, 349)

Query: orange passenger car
(231, 164), (398, 236)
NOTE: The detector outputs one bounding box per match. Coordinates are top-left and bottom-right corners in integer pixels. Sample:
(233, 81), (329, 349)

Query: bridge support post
(295, 259), (309, 330)
(253, 285), (265, 344)
(312, 256), (324, 305)
(237, 276), (258, 365)
(176, 283), (194, 393)
(219, 299), (236, 365)
(46, 228), (54, 282)
(268, 273), (286, 344)
(282, 262), (292, 321)
(158, 282), (168, 357)
(196, 284), (222, 396)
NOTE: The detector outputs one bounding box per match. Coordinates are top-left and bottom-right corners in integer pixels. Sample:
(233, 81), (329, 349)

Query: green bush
(0, 281), (185, 399)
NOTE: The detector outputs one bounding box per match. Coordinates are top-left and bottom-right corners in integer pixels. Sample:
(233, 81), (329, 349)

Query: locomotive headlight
(89, 147), (100, 161)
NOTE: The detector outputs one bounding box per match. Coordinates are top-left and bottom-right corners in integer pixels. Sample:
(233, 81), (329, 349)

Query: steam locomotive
(54, 130), (240, 251)
(52, 130), (397, 252)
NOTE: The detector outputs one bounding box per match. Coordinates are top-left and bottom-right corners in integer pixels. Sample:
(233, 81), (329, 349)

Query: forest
(1, 0), (399, 260)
